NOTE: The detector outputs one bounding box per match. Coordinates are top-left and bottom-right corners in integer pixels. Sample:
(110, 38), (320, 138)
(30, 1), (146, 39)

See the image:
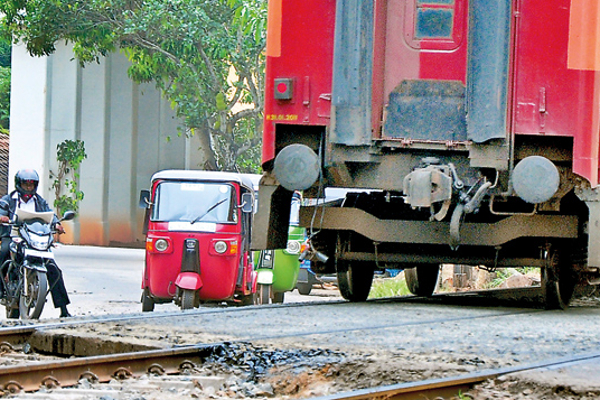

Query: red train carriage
(252, 0), (600, 309)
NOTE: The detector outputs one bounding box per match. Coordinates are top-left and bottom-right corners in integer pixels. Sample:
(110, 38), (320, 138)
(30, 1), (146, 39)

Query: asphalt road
(46, 244), (337, 320)
(48, 245), (153, 319)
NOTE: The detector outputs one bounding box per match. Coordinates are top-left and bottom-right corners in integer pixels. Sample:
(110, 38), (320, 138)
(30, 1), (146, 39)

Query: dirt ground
(31, 292), (600, 400)
(8, 252), (600, 400)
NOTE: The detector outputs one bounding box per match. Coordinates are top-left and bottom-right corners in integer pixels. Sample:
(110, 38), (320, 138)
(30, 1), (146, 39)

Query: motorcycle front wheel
(6, 306), (19, 319)
(19, 270), (48, 319)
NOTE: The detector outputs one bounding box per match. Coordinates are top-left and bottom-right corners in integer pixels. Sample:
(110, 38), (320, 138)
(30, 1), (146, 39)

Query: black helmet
(15, 169), (39, 196)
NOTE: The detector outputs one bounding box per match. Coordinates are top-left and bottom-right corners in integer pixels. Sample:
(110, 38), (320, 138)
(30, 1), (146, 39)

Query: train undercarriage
(254, 134), (600, 310)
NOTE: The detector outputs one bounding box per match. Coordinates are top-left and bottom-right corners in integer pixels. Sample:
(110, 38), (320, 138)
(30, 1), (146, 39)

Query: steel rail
(2, 340), (600, 396)
(312, 351), (600, 400)
(0, 343), (221, 393)
(0, 325), (38, 351)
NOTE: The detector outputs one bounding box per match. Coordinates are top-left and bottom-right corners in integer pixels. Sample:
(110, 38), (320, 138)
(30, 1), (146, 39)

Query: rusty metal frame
(339, 251), (545, 267)
(300, 206), (578, 246)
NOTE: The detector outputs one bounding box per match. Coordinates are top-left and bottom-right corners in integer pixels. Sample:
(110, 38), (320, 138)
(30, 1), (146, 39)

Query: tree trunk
(195, 126), (218, 170)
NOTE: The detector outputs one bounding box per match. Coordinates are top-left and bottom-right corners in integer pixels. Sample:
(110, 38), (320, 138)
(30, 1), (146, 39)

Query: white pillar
(9, 45), (49, 193)
(10, 43), (204, 246)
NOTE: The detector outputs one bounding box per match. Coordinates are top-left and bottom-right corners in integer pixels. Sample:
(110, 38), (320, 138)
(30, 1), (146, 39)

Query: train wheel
(141, 288), (155, 312)
(405, 265), (440, 296)
(542, 248), (575, 310)
(337, 262), (374, 302)
(256, 284), (272, 305)
(180, 289), (196, 310)
(336, 234), (374, 302)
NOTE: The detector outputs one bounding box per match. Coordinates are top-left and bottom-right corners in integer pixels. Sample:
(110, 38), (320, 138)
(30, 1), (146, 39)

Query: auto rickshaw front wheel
(257, 284), (272, 305)
(237, 293), (255, 306)
(180, 289), (198, 310)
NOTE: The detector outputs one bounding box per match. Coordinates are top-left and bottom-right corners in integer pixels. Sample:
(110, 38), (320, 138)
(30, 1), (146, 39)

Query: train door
(376, 0), (468, 142)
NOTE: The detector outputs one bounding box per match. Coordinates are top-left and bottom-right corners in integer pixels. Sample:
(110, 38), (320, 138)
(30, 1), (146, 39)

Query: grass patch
(369, 275), (411, 299)
(487, 267), (539, 288)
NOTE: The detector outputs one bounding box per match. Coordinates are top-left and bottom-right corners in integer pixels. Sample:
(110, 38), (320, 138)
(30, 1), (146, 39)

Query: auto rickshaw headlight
(285, 240), (301, 254)
(155, 239), (169, 252)
(214, 240), (228, 254)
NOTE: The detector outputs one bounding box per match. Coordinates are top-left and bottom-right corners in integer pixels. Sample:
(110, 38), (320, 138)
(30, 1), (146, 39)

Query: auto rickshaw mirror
(139, 190), (151, 208)
(240, 193), (253, 213)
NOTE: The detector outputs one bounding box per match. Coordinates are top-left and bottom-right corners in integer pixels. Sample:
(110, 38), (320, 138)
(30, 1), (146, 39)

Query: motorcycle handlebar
(0, 221), (65, 234)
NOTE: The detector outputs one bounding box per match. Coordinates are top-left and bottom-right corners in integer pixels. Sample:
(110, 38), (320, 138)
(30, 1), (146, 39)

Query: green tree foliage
(0, 36), (10, 68)
(0, 34), (11, 133)
(0, 67), (9, 134)
(0, 0), (266, 173)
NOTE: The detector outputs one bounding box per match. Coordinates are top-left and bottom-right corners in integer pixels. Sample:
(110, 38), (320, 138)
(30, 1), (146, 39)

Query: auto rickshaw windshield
(151, 181), (237, 223)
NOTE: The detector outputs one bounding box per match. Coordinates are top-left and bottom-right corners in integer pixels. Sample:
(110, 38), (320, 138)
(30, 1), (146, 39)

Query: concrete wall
(9, 43), (205, 246)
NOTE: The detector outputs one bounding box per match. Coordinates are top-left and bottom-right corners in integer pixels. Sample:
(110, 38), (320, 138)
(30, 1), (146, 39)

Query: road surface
(42, 245), (337, 319)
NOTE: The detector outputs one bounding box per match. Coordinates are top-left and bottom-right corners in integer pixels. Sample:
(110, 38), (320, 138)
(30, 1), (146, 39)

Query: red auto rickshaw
(139, 170), (257, 311)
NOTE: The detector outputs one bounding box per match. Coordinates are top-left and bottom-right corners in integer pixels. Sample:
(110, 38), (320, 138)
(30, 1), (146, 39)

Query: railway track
(0, 284), (548, 349)
(2, 335), (600, 398)
(0, 286), (588, 397)
(315, 351), (600, 400)
(0, 342), (221, 393)
(0, 300), (544, 395)
(0, 296), (542, 353)
(0, 299), (345, 349)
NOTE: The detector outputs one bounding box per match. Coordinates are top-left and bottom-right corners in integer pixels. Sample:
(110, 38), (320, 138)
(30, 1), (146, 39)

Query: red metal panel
(418, 44), (468, 82)
(514, 0), (600, 186)
(262, 0), (336, 165)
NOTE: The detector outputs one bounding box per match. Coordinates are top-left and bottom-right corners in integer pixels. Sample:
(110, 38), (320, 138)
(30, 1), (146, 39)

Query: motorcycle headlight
(29, 232), (50, 251)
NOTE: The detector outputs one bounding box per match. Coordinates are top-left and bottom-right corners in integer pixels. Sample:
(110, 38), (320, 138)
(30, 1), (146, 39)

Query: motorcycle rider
(0, 169), (72, 317)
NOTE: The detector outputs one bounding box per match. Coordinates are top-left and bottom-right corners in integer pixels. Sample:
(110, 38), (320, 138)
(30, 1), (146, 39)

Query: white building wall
(10, 43), (205, 246)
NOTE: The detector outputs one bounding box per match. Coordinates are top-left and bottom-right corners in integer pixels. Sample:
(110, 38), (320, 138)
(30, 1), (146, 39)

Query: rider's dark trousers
(0, 237), (70, 308)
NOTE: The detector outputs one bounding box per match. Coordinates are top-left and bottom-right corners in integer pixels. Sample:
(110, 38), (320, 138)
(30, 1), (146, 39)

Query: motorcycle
(0, 201), (75, 319)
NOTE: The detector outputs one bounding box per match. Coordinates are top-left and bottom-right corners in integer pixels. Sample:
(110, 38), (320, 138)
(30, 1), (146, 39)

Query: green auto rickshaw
(254, 194), (303, 304)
